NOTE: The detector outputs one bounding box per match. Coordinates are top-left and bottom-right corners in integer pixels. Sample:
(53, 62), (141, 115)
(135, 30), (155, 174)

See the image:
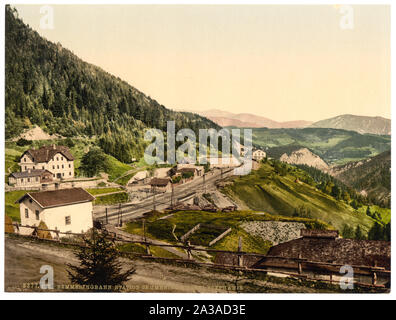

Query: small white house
(17, 188), (95, 236)
(252, 148), (267, 161)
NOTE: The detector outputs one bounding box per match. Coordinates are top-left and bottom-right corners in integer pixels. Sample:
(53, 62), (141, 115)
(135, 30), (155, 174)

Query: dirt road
(5, 235), (342, 293)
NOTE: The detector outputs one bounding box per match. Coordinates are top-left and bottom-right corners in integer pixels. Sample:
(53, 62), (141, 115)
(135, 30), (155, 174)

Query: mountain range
(310, 114), (391, 136)
(197, 109), (312, 128)
(197, 109), (391, 136)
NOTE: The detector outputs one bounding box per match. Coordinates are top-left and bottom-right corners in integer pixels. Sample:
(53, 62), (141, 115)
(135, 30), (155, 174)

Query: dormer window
(24, 158), (26, 162)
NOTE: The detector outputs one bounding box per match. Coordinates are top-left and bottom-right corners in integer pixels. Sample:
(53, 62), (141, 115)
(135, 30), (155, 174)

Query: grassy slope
(5, 190), (33, 222)
(93, 192), (129, 205)
(124, 210), (331, 254)
(357, 205), (391, 225)
(222, 162), (377, 234)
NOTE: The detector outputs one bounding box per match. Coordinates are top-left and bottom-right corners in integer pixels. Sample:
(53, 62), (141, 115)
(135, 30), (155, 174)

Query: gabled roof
(150, 178), (171, 187)
(21, 145), (74, 163)
(10, 169), (52, 179)
(16, 188), (94, 209)
(261, 237), (391, 270)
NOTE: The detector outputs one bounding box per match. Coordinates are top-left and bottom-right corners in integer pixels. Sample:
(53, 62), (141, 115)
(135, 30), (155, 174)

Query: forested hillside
(330, 150), (391, 207)
(5, 6), (218, 162)
(247, 127), (390, 165)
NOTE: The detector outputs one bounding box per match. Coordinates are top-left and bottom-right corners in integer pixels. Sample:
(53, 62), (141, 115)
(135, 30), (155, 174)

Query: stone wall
(241, 221), (306, 245)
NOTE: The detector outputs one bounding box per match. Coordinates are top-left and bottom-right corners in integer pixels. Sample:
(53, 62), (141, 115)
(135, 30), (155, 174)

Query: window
(24, 166), (27, 171)
(36, 177), (39, 182)
(65, 216), (71, 225)
(35, 210), (39, 221)
(24, 158), (26, 162)
(33, 166), (35, 170)
(57, 165), (59, 169)
(25, 208), (29, 218)
(61, 157), (63, 161)
(62, 173), (64, 177)
(42, 166), (44, 170)
(69, 172), (72, 176)
(27, 178), (30, 182)
(53, 165), (55, 169)
(56, 157), (59, 161)
(62, 164), (64, 169)
(69, 164), (71, 168)
(53, 174), (55, 178)
(21, 178), (23, 183)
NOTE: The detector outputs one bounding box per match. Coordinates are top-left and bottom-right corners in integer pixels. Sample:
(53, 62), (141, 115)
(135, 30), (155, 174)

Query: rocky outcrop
(241, 221), (306, 245)
(280, 148), (329, 171)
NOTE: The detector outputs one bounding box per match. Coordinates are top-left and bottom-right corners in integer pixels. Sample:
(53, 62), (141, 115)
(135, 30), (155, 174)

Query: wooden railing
(5, 223), (390, 289)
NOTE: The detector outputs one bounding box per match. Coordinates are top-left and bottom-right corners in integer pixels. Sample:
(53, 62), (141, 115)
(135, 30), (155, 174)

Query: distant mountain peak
(197, 109), (312, 129)
(310, 114), (391, 135)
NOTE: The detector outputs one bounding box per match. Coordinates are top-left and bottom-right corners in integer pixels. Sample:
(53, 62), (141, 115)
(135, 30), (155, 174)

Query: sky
(14, 5), (390, 122)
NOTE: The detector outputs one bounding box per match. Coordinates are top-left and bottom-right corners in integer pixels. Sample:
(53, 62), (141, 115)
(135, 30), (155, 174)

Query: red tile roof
(17, 188), (94, 208)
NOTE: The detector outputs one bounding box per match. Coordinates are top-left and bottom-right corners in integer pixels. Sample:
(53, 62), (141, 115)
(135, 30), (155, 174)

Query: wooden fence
(5, 223), (390, 289)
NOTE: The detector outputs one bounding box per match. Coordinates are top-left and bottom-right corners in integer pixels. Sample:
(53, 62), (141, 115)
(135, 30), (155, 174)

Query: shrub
(16, 138), (31, 146)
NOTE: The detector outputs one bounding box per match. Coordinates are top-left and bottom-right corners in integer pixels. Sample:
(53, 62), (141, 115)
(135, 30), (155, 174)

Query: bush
(16, 138), (31, 146)
(80, 148), (109, 177)
(63, 137), (75, 148)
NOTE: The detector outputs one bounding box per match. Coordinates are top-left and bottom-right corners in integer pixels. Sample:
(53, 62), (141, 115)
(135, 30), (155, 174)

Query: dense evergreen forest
(333, 150), (391, 208)
(5, 5), (219, 162)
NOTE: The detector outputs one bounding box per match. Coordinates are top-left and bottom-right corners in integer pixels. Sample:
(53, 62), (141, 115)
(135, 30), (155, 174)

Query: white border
(0, 0), (393, 301)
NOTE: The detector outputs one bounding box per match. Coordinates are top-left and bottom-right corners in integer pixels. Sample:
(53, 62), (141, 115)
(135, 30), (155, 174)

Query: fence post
(238, 237), (243, 267)
(298, 253), (303, 275)
(119, 204), (123, 227)
(187, 241), (192, 260)
(145, 242), (151, 256)
(15, 223), (20, 235)
(33, 226), (38, 238)
(105, 207), (108, 224)
(372, 260), (378, 286)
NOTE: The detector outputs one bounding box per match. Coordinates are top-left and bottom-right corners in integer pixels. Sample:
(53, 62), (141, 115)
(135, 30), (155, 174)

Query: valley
(3, 5), (391, 294)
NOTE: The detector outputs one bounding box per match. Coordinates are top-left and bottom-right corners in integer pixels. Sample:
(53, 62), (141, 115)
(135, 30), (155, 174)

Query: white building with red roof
(17, 188), (94, 236)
